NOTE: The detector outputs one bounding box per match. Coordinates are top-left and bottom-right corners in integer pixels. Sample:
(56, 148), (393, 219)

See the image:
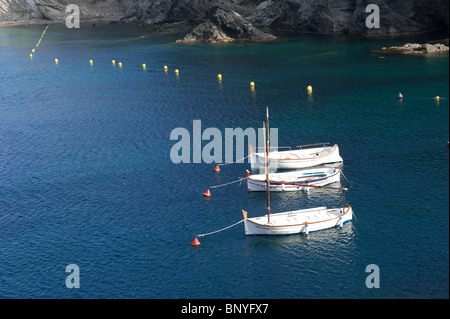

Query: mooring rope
(339, 166), (351, 184)
(217, 154), (252, 166)
(351, 209), (360, 224)
(209, 178), (243, 189)
(196, 219), (244, 237)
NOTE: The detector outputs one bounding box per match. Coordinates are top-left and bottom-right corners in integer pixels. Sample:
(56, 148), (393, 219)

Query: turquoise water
(0, 24), (448, 299)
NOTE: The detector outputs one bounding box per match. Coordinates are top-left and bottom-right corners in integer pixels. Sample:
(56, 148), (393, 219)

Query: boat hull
(247, 167), (341, 192)
(244, 206), (353, 236)
(249, 144), (343, 170)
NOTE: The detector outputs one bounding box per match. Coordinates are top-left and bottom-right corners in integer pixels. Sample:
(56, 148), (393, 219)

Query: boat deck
(248, 207), (342, 226)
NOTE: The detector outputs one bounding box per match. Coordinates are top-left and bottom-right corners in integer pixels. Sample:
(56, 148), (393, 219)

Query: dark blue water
(0, 24), (448, 299)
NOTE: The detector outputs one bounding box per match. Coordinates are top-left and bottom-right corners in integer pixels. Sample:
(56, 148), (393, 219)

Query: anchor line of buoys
(29, 39), (444, 104)
(30, 25), (49, 58)
(397, 92), (445, 102)
(47, 58), (179, 75)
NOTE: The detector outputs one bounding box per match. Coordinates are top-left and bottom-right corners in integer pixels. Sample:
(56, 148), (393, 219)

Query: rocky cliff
(1, 0), (448, 38)
(250, 0), (449, 35)
(0, 0), (127, 22)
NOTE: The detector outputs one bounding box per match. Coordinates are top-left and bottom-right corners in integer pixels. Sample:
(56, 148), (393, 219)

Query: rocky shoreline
(1, 0), (449, 43)
(0, 15), (123, 28)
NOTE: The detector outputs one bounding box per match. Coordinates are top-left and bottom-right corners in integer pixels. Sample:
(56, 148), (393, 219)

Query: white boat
(249, 143), (343, 170)
(243, 206), (353, 235)
(246, 167), (341, 192)
(242, 107), (352, 236)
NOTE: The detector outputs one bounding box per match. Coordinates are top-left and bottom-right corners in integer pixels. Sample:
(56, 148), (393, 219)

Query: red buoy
(191, 237), (200, 246)
(397, 92), (403, 99)
(203, 188), (211, 197)
(213, 165), (220, 172)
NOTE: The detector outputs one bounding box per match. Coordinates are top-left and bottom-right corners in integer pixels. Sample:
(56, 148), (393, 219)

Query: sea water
(0, 24), (448, 298)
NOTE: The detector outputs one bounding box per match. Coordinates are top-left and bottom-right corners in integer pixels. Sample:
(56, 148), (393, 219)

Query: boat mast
(265, 107), (271, 223)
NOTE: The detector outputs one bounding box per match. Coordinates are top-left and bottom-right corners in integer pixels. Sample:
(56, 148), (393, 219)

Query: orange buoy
(203, 189), (211, 197)
(213, 165), (220, 172)
(397, 92), (403, 99)
(190, 237), (200, 246)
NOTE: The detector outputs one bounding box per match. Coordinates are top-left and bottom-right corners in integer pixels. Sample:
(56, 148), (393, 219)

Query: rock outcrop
(377, 39), (449, 54)
(178, 19), (233, 43)
(177, 6), (275, 43)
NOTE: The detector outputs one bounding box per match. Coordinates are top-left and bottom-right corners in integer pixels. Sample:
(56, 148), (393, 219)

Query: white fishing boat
(243, 206), (353, 235)
(243, 107), (352, 236)
(245, 167), (341, 192)
(249, 143), (343, 170)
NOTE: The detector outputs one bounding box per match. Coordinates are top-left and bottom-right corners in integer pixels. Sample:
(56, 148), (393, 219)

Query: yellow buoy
(30, 53), (33, 58)
(112, 60), (116, 65)
(142, 64), (146, 69)
(250, 81), (255, 87)
(54, 58), (59, 64)
(217, 74), (222, 79)
(89, 60), (93, 65)
(435, 96), (440, 101)
(31, 48), (35, 53)
(163, 65), (168, 71)
(118, 62), (122, 67)
(175, 69), (179, 74)
(307, 85), (312, 92)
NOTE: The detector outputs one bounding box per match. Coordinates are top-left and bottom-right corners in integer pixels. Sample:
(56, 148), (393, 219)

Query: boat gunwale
(251, 144), (339, 161)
